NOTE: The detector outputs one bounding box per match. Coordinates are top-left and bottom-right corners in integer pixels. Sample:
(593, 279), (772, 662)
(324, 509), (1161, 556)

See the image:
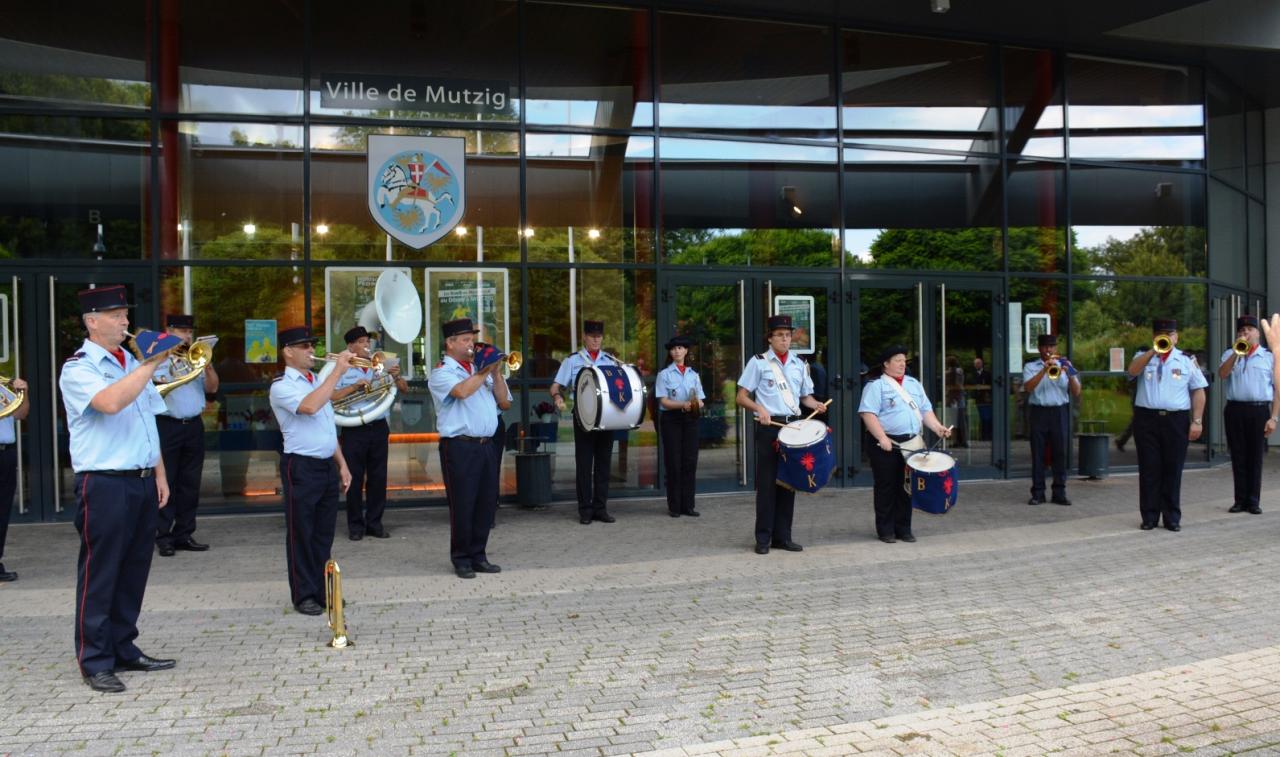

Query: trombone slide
(325, 559), (351, 648)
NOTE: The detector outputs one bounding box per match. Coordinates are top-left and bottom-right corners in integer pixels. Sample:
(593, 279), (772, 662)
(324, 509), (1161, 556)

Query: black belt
(770, 415), (799, 424)
(157, 415), (202, 424)
(887, 433), (915, 443)
(1227, 400), (1271, 407)
(447, 435), (491, 444)
(87, 468), (154, 478)
(1136, 408), (1187, 416)
(1029, 403), (1069, 409)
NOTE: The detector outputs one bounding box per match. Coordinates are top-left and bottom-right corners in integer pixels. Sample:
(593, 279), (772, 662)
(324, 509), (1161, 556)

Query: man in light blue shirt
(153, 314), (219, 557)
(269, 326), (353, 615)
(1217, 314), (1278, 515)
(1128, 318), (1208, 531)
(429, 318), (510, 578)
(550, 320), (620, 525)
(1021, 333), (1081, 506)
(59, 285), (177, 693)
(0, 375), (30, 583)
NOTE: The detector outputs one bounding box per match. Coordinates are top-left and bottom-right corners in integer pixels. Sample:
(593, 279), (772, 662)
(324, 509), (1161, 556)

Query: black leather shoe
(349, 532), (363, 541)
(1229, 503), (1246, 513)
(594, 513), (616, 523)
(117, 654), (176, 672)
(157, 544), (175, 557)
(455, 566), (476, 579)
(83, 671), (125, 693)
(683, 510), (701, 517)
(898, 533), (917, 543)
(668, 511), (681, 518)
(1140, 523), (1156, 530)
(579, 517), (593, 525)
(0, 563), (15, 582)
(754, 544), (769, 555)
(1027, 498), (1044, 506)
(295, 598), (323, 615)
(771, 541), (803, 552)
(1165, 524), (1181, 532)
(1051, 497), (1072, 506)
(473, 561), (501, 574)
(879, 535), (897, 543)
(368, 528), (390, 538)
(173, 539), (208, 552)
(1249, 507), (1263, 515)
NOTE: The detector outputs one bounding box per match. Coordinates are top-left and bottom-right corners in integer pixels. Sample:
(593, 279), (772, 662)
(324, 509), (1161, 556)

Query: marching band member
(736, 314), (824, 554)
(550, 320), (619, 525)
(269, 327), (352, 615)
(1022, 333), (1080, 506)
(0, 375), (28, 583)
(428, 318), (510, 578)
(657, 335), (705, 518)
(859, 345), (951, 544)
(154, 314), (218, 556)
(60, 285), (176, 693)
(1128, 318), (1207, 532)
(1217, 315), (1276, 515)
(332, 326), (408, 541)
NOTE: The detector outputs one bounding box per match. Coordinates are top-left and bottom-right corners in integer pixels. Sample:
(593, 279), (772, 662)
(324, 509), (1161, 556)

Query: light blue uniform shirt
(59, 339), (165, 472)
(335, 365), (391, 423)
(858, 375), (933, 436)
(1023, 358), (1072, 407)
(0, 416), (15, 445)
(655, 363), (706, 411)
(153, 358), (207, 419)
(1133, 350), (1209, 411)
(554, 349), (619, 395)
(429, 356), (499, 438)
(1220, 346), (1275, 403)
(270, 366), (338, 458)
(737, 351), (813, 417)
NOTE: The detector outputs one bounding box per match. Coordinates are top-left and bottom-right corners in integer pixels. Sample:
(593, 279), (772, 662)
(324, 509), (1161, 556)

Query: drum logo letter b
(917, 478), (926, 491)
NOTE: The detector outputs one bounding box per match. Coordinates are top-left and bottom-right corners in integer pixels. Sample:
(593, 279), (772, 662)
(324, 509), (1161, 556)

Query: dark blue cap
(766, 315), (794, 333)
(279, 326), (319, 347)
(165, 313), (194, 329)
(344, 326), (369, 344)
(442, 318), (480, 339)
(78, 285), (132, 314)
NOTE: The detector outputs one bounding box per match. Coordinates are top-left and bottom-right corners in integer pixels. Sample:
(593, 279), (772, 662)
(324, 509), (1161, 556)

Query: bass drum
(574, 364), (647, 431)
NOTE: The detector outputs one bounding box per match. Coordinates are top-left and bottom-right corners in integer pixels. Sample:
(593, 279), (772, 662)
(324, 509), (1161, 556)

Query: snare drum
(904, 450), (958, 515)
(775, 419), (835, 493)
(574, 364), (648, 431)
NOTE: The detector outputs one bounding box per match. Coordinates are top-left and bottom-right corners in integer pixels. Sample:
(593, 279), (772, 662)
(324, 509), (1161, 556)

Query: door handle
(48, 275), (61, 512)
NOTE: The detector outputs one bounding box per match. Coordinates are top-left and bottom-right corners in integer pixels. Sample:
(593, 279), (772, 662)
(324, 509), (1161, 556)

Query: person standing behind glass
(657, 335), (705, 518)
(736, 314), (825, 555)
(0, 376), (29, 583)
(153, 314), (218, 557)
(550, 320), (619, 525)
(1128, 318), (1207, 532)
(1218, 314), (1277, 515)
(1022, 333), (1081, 506)
(971, 356), (992, 442)
(859, 345), (952, 544)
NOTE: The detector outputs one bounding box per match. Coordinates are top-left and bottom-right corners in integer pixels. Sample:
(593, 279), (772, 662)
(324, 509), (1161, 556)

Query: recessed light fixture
(243, 223), (256, 235)
(588, 228), (601, 239)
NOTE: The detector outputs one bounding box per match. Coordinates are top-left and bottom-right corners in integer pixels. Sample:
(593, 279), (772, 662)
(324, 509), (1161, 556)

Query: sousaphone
(321, 269), (423, 427)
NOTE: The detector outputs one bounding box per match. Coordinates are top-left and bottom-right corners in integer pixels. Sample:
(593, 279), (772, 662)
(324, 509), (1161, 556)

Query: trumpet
(473, 343), (522, 374)
(324, 559), (351, 648)
(310, 351), (387, 372)
(0, 375), (25, 420)
(1046, 356), (1063, 380)
(1153, 334), (1174, 354)
(1233, 337), (1252, 357)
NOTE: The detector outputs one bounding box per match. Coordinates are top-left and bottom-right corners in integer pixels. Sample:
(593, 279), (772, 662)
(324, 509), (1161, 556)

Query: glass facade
(0, 1), (1266, 520)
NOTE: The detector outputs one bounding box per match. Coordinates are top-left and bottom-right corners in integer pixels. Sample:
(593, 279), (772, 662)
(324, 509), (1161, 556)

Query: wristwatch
(1192, 418), (1202, 426)
(1271, 416), (1279, 424)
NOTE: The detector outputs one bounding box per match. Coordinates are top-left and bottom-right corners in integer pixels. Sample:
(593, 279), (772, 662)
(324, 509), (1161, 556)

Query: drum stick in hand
(803, 399), (834, 421)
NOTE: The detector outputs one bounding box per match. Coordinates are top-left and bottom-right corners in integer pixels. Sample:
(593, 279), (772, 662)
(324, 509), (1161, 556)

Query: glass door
(1208, 288), (1252, 461)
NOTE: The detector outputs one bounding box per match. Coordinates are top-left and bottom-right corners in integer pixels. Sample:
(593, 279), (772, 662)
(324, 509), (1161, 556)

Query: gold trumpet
(1046, 355), (1063, 380)
(1153, 334), (1174, 354)
(0, 375), (25, 420)
(1234, 337), (1251, 357)
(474, 343), (522, 375)
(324, 559), (351, 648)
(310, 351), (387, 371)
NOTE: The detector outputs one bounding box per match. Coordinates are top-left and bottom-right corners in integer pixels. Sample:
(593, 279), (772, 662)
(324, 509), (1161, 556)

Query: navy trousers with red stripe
(439, 437), (497, 569)
(280, 454), (339, 607)
(73, 473), (158, 676)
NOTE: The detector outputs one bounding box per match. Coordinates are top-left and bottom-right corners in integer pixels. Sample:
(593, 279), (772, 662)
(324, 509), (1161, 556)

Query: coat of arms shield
(367, 135), (466, 250)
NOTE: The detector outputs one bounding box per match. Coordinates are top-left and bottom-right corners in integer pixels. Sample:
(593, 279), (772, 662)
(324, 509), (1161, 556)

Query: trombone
(1153, 334), (1174, 355)
(1233, 337), (1252, 357)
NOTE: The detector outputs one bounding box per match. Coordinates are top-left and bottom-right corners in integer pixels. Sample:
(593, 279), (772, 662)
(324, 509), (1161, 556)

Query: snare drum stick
(803, 399), (834, 421)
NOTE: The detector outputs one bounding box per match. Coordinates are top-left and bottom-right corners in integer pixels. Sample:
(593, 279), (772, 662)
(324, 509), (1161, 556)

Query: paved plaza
(3, 460), (1280, 756)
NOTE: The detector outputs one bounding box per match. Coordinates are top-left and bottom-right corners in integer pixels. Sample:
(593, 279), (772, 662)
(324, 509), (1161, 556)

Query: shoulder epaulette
(434, 361), (444, 369)
(272, 374), (284, 383)
(757, 352), (767, 361)
(65, 351), (85, 362)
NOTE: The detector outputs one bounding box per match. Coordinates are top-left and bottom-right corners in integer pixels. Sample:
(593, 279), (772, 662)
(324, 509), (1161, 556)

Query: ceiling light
(455, 226), (468, 236)
(587, 228), (601, 239)
(243, 223), (256, 235)
(315, 224), (329, 235)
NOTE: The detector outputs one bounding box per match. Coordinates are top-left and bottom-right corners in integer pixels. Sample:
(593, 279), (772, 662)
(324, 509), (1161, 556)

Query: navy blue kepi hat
(1238, 314), (1260, 330)
(665, 335), (692, 351)
(343, 325), (369, 344)
(1152, 318), (1178, 332)
(78, 285), (132, 314)
(442, 318), (480, 339)
(1037, 333), (1058, 347)
(165, 313), (194, 329)
(879, 344), (909, 365)
(279, 326), (319, 347)
(583, 320), (605, 335)
(766, 314), (794, 333)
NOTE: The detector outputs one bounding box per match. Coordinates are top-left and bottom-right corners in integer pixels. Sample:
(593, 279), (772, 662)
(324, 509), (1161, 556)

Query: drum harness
(883, 375), (928, 455)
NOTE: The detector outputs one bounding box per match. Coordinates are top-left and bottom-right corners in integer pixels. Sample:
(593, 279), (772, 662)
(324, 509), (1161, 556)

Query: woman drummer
(858, 345), (952, 544)
(656, 335), (706, 518)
